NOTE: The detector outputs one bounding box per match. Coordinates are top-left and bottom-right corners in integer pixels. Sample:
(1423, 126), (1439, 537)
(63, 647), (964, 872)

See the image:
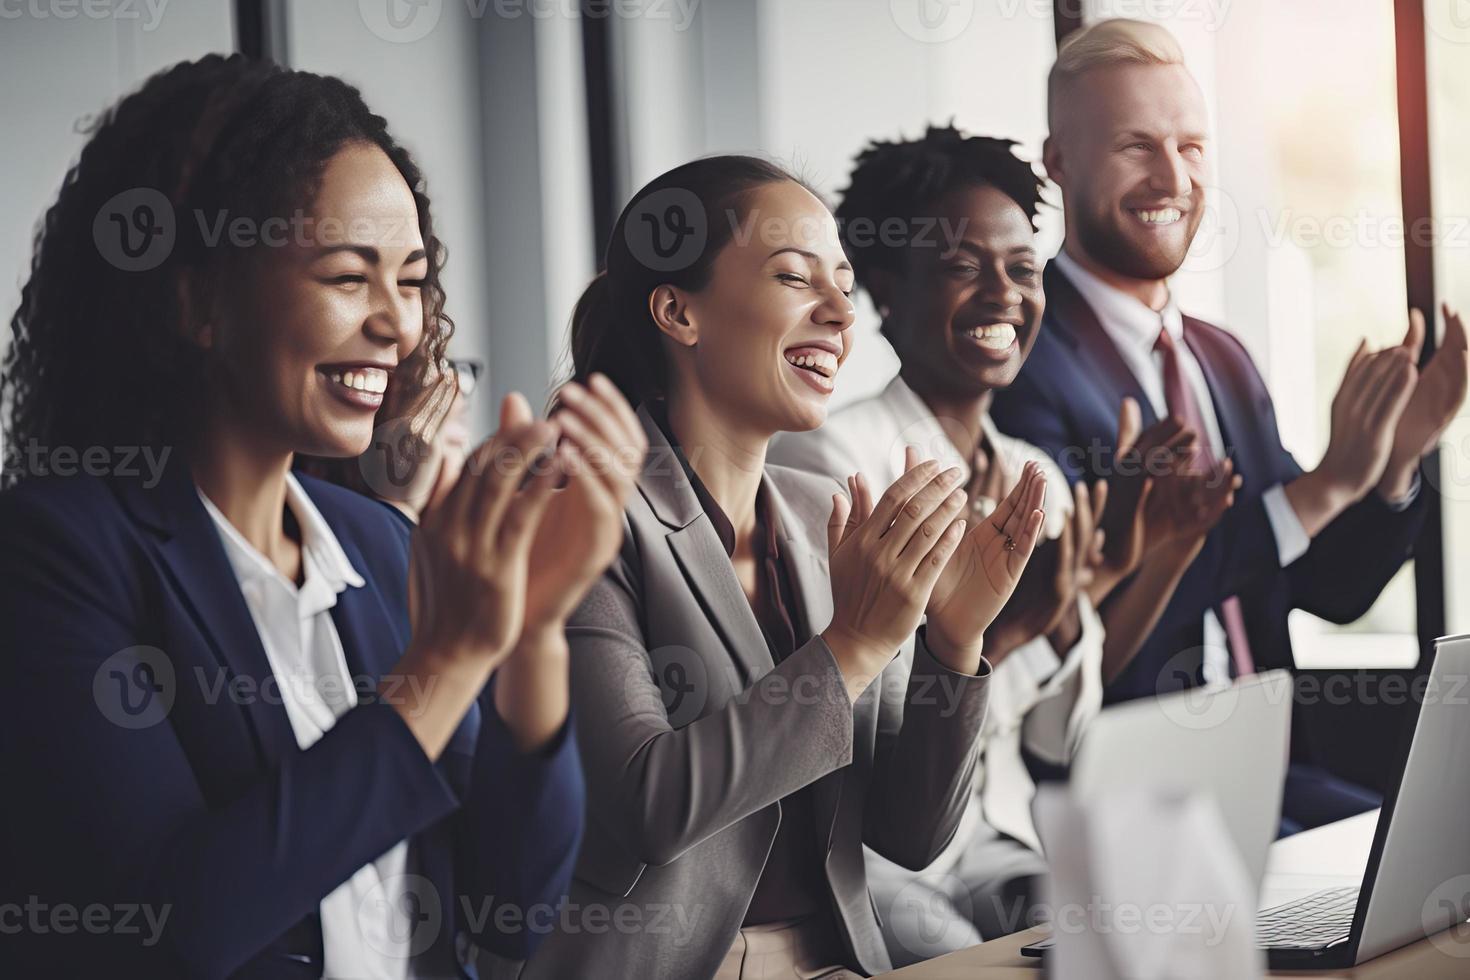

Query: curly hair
(1, 53), (455, 485)
(835, 123), (1048, 297)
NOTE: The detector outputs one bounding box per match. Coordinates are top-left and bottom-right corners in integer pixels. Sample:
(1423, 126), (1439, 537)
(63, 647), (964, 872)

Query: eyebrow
(1118, 129), (1209, 144)
(767, 246), (854, 273)
(952, 240), (1037, 258)
(315, 244), (428, 264)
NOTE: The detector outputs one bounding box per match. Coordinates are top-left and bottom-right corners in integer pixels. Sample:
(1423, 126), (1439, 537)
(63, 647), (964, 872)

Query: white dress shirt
(200, 473), (416, 980)
(1053, 249), (1315, 685)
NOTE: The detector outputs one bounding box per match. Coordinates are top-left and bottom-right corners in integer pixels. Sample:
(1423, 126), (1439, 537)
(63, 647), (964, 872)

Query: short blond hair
(1048, 19), (1186, 130)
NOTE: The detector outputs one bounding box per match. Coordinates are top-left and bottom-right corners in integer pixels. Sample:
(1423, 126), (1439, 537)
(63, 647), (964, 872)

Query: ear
(1041, 135), (1065, 191)
(649, 283), (698, 348)
(174, 268), (215, 351)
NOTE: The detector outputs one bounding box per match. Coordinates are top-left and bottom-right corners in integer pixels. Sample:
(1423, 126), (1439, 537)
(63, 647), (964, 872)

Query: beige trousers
(713, 915), (866, 980)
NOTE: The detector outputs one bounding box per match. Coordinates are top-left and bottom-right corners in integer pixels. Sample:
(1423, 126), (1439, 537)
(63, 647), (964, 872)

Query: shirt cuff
(1264, 483), (1311, 566)
(1379, 470), (1422, 512)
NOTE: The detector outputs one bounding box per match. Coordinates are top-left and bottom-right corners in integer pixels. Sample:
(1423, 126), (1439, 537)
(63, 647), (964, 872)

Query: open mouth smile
(318, 364), (389, 410)
(783, 344), (840, 394)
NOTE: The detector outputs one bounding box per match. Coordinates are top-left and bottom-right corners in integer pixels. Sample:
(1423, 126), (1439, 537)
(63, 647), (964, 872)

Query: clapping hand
(987, 478), (1103, 661)
(1379, 304), (1470, 500)
(923, 458), (1048, 674)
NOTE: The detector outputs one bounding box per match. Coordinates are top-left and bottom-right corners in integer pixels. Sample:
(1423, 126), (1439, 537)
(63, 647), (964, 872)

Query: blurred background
(1, 0), (1467, 697)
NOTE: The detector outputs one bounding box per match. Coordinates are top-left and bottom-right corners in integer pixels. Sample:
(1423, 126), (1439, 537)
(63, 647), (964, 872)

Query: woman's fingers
(852, 472), (875, 527)
(828, 492), (853, 557)
(589, 372), (645, 446)
(988, 460), (1034, 540)
(437, 393), (529, 532)
(865, 460), (943, 537)
(999, 462), (1046, 541)
(497, 441), (563, 557)
(882, 470), (965, 560)
(473, 419), (558, 555)
(912, 518), (967, 592)
(895, 487), (968, 573)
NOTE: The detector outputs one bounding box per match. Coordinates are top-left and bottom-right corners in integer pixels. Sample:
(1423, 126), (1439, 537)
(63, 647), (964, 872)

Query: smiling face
(883, 182), (1043, 397)
(203, 141), (428, 458)
(1047, 62), (1209, 281)
(662, 180), (856, 435)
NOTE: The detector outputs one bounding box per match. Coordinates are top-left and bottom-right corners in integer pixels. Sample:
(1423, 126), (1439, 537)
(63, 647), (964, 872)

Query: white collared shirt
(200, 473), (417, 980)
(1053, 249), (1310, 684)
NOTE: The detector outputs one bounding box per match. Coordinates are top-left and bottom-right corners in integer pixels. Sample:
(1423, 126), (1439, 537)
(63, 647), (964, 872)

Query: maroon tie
(1154, 326), (1255, 677)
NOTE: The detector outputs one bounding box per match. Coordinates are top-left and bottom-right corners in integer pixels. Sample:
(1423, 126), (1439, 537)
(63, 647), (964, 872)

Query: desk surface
(880, 810), (1470, 978)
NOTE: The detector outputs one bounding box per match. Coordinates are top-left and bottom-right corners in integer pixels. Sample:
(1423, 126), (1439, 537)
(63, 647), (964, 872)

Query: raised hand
(408, 392), (561, 667)
(1379, 305), (1470, 499)
(821, 461), (969, 699)
(525, 374), (647, 635)
(392, 392), (563, 759)
(1316, 339), (1418, 502)
(925, 461), (1048, 673)
(1144, 459), (1242, 545)
(1094, 399), (1196, 585)
(987, 480), (1102, 662)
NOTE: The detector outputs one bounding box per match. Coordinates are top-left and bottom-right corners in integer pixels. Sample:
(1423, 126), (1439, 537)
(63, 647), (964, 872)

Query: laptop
(1022, 635), (1470, 968)
(1019, 669), (1293, 961)
(1257, 632), (1470, 967)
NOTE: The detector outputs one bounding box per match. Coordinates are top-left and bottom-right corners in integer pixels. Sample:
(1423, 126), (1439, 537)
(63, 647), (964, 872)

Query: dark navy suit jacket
(0, 464), (583, 978)
(991, 264), (1426, 703)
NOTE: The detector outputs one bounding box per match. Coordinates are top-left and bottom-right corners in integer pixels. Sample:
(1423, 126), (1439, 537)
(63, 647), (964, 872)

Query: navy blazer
(991, 264), (1426, 702)
(0, 464), (583, 978)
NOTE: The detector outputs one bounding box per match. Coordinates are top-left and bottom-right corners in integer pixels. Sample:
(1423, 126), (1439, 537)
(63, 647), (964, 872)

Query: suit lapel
(636, 406), (776, 688)
(1182, 318), (1256, 480)
(1045, 264), (1158, 427)
(119, 464), (299, 766)
(665, 525), (775, 686)
(765, 471), (849, 855)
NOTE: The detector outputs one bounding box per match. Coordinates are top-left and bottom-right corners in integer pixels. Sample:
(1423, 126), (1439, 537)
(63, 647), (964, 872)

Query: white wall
(284, 1), (594, 427)
(613, 0), (1062, 409)
(0, 0), (235, 363)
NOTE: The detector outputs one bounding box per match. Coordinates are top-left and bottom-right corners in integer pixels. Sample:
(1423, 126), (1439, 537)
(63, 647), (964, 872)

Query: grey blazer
(520, 406), (990, 980)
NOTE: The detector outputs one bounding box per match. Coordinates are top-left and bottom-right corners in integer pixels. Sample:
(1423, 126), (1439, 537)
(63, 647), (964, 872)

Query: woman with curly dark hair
(0, 54), (644, 977)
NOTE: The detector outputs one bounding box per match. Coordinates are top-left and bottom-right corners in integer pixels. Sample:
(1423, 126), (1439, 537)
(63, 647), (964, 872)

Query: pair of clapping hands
(406, 375), (647, 676)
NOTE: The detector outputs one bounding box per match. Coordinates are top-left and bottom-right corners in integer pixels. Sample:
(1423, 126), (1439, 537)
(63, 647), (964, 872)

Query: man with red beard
(991, 18), (1469, 834)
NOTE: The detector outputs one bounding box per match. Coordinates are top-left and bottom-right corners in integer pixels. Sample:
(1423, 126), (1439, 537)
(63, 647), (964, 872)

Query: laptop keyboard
(1255, 885), (1358, 950)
